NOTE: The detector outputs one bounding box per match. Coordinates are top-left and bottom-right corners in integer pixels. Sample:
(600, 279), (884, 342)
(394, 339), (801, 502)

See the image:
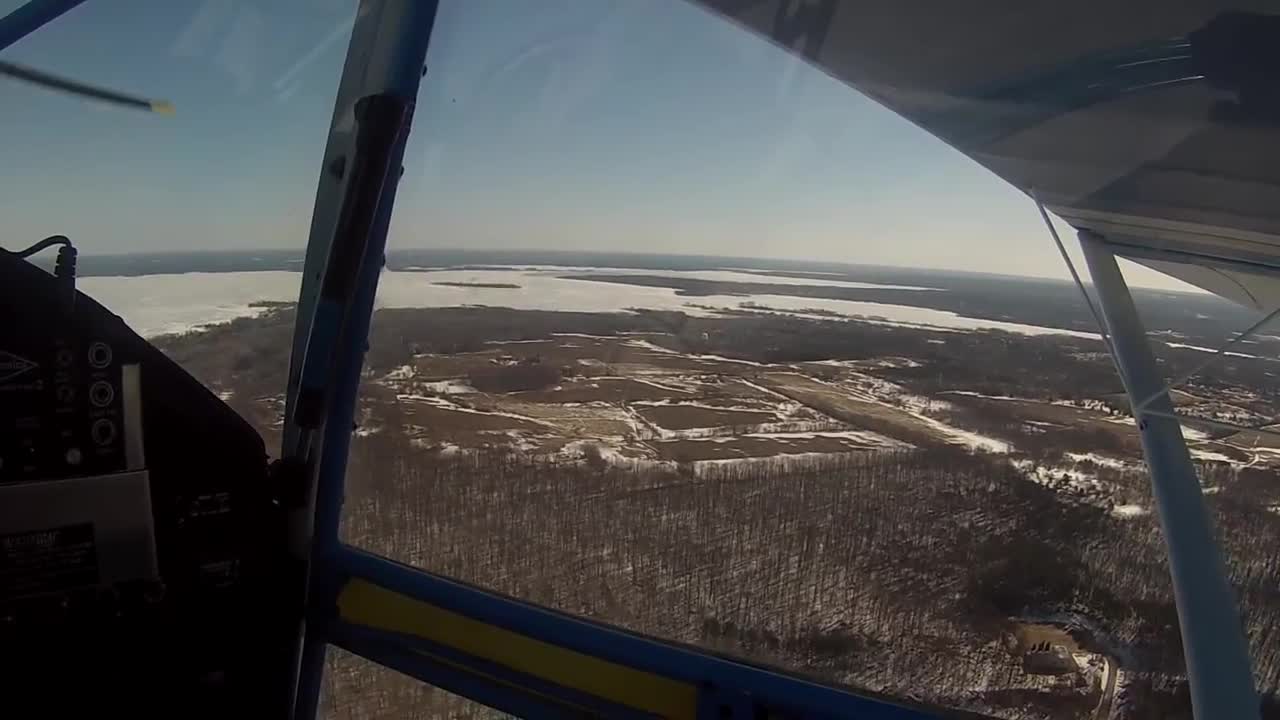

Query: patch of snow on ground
(1052, 398), (1113, 412)
(1066, 452), (1131, 470)
(808, 357), (922, 370)
(1165, 342), (1271, 360)
(736, 379), (792, 401)
(631, 378), (698, 393)
(1190, 447), (1235, 463)
(632, 399), (769, 413)
(396, 393), (452, 406)
(490, 430), (542, 453)
(942, 390), (1024, 401)
(836, 373), (1006, 453)
(930, 423), (1012, 453)
(384, 364), (415, 380)
(875, 356), (923, 369)
(556, 439), (632, 463)
(550, 332), (620, 340)
(419, 379), (475, 394)
(1111, 504), (1149, 518)
(623, 339), (680, 354)
(690, 451), (875, 473)
(685, 353), (768, 366)
(809, 359), (862, 368)
(744, 429), (909, 448)
(897, 393), (952, 415)
(1181, 426), (1210, 442)
(1012, 459), (1103, 493)
(394, 393), (555, 427)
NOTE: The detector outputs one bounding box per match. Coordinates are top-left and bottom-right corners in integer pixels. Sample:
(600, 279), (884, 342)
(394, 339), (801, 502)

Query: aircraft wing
(689, 1), (1280, 310)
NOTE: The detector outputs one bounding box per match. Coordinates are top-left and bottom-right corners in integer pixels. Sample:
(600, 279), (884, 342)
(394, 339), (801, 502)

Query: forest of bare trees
(323, 429), (1280, 720)
(153, 304), (1280, 719)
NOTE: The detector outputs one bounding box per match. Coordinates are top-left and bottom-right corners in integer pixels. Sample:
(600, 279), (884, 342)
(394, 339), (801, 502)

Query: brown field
(635, 404), (776, 430)
(759, 372), (950, 446)
(1224, 425), (1280, 451)
(513, 377), (683, 404)
(397, 398), (550, 434)
(362, 334), (940, 464)
(357, 327), (1280, 471)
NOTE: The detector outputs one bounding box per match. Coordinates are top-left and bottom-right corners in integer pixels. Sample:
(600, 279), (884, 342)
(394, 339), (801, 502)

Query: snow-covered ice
(85, 268), (1098, 339)
(79, 271), (301, 338)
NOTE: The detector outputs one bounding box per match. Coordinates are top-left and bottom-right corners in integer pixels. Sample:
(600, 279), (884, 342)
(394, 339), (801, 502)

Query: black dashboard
(0, 245), (286, 714)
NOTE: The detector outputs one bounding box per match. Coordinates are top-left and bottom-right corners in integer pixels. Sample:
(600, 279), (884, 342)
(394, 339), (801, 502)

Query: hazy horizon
(60, 244), (1204, 294)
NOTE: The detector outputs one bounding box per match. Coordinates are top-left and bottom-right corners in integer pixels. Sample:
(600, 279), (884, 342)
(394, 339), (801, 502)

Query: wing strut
(279, 1), (439, 717)
(1079, 230), (1259, 720)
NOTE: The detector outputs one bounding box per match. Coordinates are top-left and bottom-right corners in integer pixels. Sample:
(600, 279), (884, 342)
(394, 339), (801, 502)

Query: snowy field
(82, 267), (1095, 339)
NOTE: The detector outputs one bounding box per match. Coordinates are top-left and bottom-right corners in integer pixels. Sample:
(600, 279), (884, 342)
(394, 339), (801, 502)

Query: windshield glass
(1, 0), (356, 445)
(5, 2), (1278, 719)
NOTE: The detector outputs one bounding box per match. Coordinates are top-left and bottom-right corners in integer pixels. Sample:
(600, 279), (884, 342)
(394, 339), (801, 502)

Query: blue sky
(1, 0), (1185, 288)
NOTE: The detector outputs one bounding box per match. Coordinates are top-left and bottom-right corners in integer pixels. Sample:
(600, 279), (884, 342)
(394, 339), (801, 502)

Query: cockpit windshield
(5, 2), (1279, 719)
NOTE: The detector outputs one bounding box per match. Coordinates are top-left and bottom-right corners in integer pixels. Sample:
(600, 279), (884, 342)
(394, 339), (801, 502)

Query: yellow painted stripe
(338, 579), (698, 719)
(401, 644), (604, 715)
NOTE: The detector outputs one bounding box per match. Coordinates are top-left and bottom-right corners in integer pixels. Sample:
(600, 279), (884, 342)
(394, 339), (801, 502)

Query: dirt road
(1095, 655), (1117, 720)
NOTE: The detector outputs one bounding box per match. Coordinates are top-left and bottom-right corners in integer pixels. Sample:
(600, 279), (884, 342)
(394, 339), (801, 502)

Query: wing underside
(690, 1), (1280, 308)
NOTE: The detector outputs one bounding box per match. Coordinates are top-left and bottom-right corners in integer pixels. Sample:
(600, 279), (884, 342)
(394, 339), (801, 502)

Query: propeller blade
(0, 60), (173, 114)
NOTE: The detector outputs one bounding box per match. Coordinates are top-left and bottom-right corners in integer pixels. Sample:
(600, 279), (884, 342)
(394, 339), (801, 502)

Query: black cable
(5, 234), (78, 313)
(12, 234), (72, 258)
(52, 239), (77, 315)
(54, 241), (77, 283)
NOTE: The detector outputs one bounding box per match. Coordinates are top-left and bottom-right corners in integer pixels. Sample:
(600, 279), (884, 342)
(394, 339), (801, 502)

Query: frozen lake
(80, 267), (1097, 339)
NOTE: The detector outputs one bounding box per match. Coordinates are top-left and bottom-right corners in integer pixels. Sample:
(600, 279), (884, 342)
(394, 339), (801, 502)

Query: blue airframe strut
(280, 1), (439, 718)
(0, 0), (88, 53)
(1080, 231), (1258, 720)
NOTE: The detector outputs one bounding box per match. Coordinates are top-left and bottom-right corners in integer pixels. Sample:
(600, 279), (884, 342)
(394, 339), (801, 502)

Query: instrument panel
(0, 246), (281, 714)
